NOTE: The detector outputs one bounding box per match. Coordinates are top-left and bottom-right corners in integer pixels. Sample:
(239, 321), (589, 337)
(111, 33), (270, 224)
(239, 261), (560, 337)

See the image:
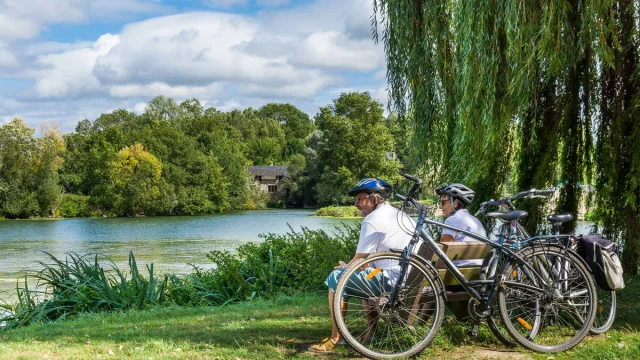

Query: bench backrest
(415, 241), (492, 285)
(433, 241), (491, 269)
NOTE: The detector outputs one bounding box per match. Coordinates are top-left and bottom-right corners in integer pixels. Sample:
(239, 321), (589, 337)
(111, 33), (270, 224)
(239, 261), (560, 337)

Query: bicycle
(332, 174), (597, 358)
(476, 191), (616, 338)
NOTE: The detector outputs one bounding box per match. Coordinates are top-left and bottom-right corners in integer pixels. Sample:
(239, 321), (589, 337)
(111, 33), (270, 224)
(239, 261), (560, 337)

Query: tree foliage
(312, 92), (402, 205)
(0, 118), (65, 218)
(373, 0), (640, 273)
(0, 94), (404, 217)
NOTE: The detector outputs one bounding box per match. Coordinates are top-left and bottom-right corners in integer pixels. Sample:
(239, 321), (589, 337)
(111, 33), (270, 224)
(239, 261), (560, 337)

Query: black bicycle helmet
(348, 178), (393, 198)
(436, 183), (475, 205)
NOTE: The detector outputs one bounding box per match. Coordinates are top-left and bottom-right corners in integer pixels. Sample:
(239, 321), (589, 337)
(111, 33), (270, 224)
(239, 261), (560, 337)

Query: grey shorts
(325, 267), (392, 299)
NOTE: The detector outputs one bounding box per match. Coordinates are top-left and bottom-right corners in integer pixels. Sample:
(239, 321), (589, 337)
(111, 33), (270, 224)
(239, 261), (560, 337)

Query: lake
(0, 210), (360, 299)
(0, 210), (595, 300)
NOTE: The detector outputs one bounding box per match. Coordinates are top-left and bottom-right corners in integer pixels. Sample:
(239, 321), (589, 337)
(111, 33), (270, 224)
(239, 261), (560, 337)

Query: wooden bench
(402, 241), (492, 323)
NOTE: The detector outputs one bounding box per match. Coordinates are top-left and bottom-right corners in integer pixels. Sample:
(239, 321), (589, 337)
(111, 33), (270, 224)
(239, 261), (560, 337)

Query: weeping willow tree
(373, 0), (640, 273)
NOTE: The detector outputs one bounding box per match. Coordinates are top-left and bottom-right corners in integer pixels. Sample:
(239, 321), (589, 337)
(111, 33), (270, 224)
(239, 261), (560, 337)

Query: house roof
(248, 166), (289, 178)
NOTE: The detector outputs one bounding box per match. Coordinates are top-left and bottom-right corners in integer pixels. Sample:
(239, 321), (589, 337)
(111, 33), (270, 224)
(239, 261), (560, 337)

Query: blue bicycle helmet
(348, 178), (393, 198)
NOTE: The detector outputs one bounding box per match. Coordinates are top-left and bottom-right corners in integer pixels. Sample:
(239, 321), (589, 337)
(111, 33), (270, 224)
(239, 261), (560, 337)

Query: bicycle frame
(390, 203), (553, 308)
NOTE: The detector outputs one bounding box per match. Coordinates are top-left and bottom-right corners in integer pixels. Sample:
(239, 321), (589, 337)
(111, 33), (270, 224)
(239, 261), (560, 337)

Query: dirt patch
(446, 346), (532, 359)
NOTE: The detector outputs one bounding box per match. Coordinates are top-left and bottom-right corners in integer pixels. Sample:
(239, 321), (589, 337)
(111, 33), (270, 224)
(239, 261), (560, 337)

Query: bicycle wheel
(498, 244), (597, 352)
(591, 289), (615, 334)
(479, 249), (517, 347)
(333, 251), (445, 359)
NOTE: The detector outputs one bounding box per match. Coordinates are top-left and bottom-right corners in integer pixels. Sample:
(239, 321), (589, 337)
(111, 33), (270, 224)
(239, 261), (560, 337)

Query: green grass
(1, 276), (638, 359)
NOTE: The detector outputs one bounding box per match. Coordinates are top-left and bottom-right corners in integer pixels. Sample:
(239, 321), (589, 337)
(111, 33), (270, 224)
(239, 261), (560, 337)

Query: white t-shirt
(442, 209), (487, 267)
(356, 202), (414, 284)
(356, 202), (414, 254)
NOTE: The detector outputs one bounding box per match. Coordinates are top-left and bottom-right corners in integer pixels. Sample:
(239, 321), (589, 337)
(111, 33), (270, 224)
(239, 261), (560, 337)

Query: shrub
(167, 225), (360, 304)
(584, 210), (599, 222)
(316, 206), (360, 217)
(267, 200), (283, 208)
(58, 194), (93, 217)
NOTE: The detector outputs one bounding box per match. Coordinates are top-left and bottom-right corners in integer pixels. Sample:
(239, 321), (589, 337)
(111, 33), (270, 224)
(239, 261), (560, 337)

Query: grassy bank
(0, 281), (638, 359)
(0, 223), (636, 359)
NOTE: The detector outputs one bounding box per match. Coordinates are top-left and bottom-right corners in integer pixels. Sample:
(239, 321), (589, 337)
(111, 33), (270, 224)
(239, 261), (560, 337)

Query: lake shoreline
(3, 207), (314, 221)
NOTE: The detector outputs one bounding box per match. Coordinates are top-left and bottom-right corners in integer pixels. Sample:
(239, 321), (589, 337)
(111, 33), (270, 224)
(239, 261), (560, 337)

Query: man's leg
(329, 289), (347, 343)
(308, 270), (345, 352)
(362, 298), (378, 342)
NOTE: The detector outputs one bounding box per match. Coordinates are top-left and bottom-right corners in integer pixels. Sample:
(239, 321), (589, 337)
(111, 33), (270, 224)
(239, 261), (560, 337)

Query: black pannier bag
(576, 234), (625, 291)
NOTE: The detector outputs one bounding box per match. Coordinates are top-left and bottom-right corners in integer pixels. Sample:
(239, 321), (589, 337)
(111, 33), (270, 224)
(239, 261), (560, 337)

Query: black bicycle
(332, 174), (597, 358)
(476, 192), (616, 339)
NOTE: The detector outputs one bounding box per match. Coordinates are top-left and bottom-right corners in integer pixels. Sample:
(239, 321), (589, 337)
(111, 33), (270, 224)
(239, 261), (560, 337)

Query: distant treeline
(0, 92), (405, 218)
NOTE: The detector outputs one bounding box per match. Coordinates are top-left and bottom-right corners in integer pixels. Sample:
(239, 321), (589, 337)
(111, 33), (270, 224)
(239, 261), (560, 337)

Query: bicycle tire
(590, 289), (616, 334)
(498, 244), (597, 352)
(479, 249), (517, 347)
(333, 252), (445, 359)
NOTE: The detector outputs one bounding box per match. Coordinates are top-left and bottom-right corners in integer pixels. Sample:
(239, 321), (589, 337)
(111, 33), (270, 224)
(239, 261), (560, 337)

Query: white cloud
(0, 0), (168, 42)
(373, 69), (386, 81)
(33, 34), (119, 98)
(2, 0), (388, 132)
(110, 81), (224, 99)
(0, 0), (86, 41)
(290, 31), (383, 72)
(133, 102), (148, 114)
(257, 0), (373, 38)
(25, 41), (95, 57)
(238, 73), (341, 98)
(0, 47), (19, 68)
(90, 12), (345, 96)
(373, 87), (389, 109)
(94, 13), (261, 85)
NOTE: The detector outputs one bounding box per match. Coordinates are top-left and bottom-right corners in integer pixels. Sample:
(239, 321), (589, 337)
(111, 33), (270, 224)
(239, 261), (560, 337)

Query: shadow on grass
(611, 275), (639, 331)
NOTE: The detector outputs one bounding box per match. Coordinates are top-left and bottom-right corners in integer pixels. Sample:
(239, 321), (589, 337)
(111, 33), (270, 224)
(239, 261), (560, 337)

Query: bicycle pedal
(471, 324), (479, 337)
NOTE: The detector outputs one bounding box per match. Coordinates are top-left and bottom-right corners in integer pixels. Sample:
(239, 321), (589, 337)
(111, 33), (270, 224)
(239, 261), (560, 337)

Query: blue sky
(0, 0), (387, 133)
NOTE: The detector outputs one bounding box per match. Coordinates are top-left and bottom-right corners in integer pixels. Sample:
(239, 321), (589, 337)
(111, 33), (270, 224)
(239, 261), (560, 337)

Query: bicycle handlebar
(534, 188), (555, 196)
(401, 173), (422, 185)
(476, 187), (556, 216)
(513, 187), (555, 200)
(397, 173), (424, 211)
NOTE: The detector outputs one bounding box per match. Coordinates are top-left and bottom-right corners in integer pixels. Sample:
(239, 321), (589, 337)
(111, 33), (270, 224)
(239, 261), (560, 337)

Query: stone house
(248, 165), (289, 200)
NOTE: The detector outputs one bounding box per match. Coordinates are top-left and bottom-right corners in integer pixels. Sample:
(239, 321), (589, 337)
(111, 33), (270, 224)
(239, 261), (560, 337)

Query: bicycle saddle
(485, 210), (528, 221)
(547, 212), (573, 224)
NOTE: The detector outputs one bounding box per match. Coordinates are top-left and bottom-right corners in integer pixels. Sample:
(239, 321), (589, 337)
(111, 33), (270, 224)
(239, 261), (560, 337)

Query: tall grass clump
(0, 225), (360, 327)
(165, 225), (360, 305)
(0, 252), (166, 328)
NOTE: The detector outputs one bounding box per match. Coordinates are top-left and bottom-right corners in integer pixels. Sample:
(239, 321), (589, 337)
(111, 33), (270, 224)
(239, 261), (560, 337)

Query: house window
(254, 175), (262, 182)
(268, 185), (278, 193)
(276, 175), (284, 180)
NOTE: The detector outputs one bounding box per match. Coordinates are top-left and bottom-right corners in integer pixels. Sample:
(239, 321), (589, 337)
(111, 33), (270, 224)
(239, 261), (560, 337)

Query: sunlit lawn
(0, 276), (637, 359)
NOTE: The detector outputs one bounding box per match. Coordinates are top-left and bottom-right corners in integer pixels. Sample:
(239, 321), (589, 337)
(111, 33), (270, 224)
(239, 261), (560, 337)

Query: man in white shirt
(308, 178), (413, 353)
(436, 183), (487, 266)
